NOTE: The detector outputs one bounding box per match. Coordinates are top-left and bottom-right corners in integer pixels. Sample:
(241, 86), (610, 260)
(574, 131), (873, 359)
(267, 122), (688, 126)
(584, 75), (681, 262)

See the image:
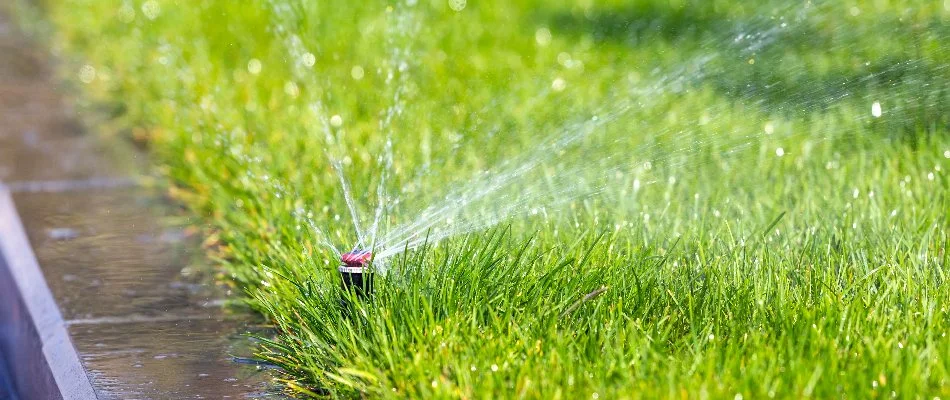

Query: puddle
(71, 319), (269, 399)
(14, 190), (213, 320)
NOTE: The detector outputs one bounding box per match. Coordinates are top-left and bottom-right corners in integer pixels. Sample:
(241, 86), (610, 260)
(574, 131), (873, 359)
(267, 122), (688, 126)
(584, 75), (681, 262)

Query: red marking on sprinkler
(341, 249), (373, 268)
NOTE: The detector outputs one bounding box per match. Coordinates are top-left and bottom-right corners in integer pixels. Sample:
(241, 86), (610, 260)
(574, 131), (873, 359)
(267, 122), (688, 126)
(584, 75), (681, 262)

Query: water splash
(366, 13), (789, 266)
(265, 2), (949, 273)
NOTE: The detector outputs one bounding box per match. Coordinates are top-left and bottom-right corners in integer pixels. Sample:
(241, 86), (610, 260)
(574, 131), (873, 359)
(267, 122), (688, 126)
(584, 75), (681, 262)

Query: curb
(0, 184), (98, 399)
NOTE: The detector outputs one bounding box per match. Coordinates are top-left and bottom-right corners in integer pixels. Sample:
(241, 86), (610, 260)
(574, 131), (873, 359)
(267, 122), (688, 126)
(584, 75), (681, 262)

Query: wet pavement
(0, 10), (272, 399)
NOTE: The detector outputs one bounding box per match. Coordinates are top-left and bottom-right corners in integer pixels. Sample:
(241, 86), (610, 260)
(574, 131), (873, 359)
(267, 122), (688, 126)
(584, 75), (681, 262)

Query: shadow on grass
(541, 3), (950, 142)
(710, 57), (950, 142)
(543, 2), (733, 46)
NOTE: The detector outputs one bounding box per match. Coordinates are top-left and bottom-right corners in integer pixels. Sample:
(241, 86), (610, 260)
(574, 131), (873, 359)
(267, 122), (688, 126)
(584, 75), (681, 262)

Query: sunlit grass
(11, 0), (950, 397)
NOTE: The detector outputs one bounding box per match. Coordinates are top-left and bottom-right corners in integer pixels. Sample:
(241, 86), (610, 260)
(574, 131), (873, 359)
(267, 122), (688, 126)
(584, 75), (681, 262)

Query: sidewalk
(0, 10), (271, 399)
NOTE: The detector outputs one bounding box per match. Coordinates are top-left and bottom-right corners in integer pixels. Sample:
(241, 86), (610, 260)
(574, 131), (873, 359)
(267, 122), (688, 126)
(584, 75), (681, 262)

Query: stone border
(0, 184), (98, 399)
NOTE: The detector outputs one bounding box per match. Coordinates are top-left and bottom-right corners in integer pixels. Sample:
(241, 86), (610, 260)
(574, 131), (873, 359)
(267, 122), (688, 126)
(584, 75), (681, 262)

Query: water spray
(339, 249), (373, 298)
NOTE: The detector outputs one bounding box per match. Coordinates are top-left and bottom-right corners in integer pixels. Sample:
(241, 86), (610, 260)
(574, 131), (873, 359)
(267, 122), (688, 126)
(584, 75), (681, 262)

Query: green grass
(11, 0), (950, 397)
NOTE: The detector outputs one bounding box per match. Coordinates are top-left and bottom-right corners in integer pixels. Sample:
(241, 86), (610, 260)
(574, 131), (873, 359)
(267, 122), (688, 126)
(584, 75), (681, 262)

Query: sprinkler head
(339, 249), (373, 298)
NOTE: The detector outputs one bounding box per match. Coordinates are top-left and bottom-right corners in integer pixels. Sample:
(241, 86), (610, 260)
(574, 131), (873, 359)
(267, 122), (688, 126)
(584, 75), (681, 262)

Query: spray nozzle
(339, 249), (373, 298)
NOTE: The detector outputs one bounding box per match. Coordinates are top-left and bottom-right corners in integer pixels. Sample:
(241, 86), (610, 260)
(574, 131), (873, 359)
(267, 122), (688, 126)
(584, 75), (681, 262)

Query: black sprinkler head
(339, 249), (373, 298)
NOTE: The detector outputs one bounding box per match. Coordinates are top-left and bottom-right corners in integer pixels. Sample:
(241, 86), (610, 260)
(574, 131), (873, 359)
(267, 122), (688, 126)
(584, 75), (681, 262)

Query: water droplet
(775, 147), (785, 157)
(330, 115), (343, 127)
(943, 150), (949, 158)
(871, 101), (882, 118)
(351, 65), (365, 80)
(141, 0), (160, 20)
(118, 4), (136, 23)
(535, 27), (552, 46)
(448, 0), (466, 11)
(764, 122), (775, 135)
(78, 65), (96, 83)
(284, 81), (300, 98)
(490, 364), (499, 372)
(301, 52), (316, 67)
(849, 6), (860, 16)
(592, 393), (600, 399)
(552, 77), (566, 92)
(928, 172), (935, 181)
(557, 52), (572, 66)
(247, 59), (262, 75)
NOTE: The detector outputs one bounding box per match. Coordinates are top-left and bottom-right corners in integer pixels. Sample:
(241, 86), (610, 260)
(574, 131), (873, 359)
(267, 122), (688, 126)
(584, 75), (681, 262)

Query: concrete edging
(0, 184), (97, 399)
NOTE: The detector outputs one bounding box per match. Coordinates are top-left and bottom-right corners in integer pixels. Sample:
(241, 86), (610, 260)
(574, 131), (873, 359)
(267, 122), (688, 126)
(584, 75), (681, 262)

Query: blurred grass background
(8, 0), (950, 397)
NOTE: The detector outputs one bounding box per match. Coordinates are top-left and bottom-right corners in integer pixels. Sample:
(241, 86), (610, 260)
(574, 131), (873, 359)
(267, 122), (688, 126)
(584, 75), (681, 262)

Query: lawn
(11, 0), (950, 397)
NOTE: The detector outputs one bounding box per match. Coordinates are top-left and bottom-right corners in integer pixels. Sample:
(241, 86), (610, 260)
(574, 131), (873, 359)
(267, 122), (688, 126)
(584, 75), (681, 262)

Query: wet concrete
(0, 10), (272, 400)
